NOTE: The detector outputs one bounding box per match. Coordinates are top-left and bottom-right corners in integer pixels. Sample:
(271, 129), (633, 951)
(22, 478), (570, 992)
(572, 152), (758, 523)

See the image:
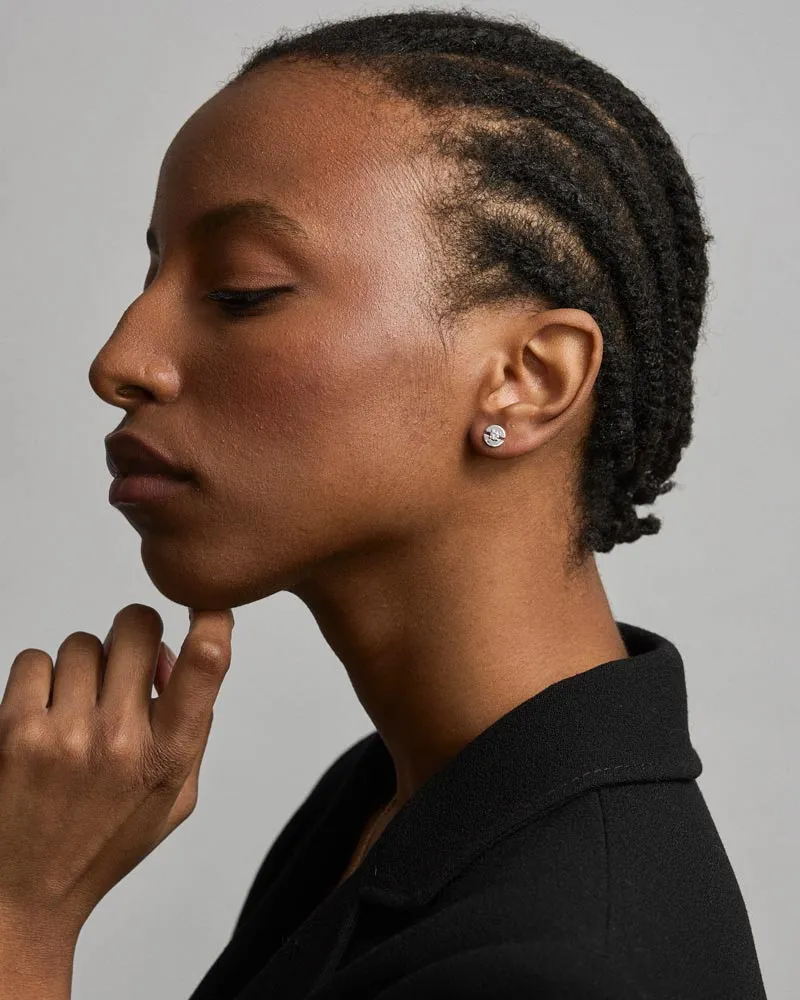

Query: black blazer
(188, 621), (767, 999)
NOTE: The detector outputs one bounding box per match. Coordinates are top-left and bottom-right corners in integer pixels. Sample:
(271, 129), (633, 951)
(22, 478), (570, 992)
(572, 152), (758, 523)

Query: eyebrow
(146, 198), (311, 253)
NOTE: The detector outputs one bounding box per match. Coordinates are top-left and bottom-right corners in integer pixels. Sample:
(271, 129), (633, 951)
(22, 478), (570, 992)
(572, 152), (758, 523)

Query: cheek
(212, 339), (359, 476)
(141, 311), (454, 607)
(197, 295), (447, 527)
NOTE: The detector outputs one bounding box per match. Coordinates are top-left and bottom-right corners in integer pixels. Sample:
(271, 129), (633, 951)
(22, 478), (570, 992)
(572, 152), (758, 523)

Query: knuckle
(193, 639), (229, 674)
(102, 728), (138, 762)
(57, 632), (100, 655)
(0, 718), (82, 770)
(8, 716), (50, 752)
(95, 719), (142, 773)
(118, 604), (162, 629)
(111, 605), (164, 650)
(12, 647), (50, 665)
(59, 723), (93, 760)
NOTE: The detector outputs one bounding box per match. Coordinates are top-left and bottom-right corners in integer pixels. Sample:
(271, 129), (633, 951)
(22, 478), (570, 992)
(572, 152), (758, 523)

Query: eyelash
(205, 286), (292, 317)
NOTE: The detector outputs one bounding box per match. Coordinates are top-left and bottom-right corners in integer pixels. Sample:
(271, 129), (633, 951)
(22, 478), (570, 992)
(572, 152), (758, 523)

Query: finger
(1, 648), (53, 714)
(50, 632), (105, 712)
(150, 609), (234, 765)
(98, 604), (164, 716)
(153, 642), (176, 697)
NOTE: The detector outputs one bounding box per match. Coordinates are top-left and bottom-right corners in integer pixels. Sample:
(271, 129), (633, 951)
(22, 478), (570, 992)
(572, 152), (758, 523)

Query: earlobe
(471, 410), (543, 459)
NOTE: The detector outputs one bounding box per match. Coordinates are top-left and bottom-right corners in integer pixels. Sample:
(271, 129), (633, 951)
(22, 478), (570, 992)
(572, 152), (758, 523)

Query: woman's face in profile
(88, 61), (467, 612)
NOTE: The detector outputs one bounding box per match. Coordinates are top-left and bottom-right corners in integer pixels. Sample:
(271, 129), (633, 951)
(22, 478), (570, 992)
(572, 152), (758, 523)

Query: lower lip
(109, 474), (193, 505)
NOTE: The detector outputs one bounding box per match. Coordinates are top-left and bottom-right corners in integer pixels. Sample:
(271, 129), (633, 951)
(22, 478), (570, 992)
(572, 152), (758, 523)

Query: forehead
(151, 60), (433, 261)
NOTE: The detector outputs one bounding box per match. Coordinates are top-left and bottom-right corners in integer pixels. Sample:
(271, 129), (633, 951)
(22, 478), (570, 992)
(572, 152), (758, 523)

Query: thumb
(150, 608), (234, 755)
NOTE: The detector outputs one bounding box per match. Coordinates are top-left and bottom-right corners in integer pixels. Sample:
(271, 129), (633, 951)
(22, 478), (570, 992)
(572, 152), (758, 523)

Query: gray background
(1, 1), (796, 997)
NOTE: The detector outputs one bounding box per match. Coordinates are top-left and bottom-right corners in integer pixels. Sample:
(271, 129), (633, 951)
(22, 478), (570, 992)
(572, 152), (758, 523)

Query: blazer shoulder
(369, 942), (645, 1000)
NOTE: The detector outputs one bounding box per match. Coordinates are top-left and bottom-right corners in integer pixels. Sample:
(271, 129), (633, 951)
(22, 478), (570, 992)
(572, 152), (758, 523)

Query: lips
(105, 431), (194, 481)
(108, 473), (193, 506)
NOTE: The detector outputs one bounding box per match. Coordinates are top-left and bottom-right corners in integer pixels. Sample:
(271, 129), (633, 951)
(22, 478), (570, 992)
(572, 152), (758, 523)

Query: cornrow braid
(232, 6), (713, 567)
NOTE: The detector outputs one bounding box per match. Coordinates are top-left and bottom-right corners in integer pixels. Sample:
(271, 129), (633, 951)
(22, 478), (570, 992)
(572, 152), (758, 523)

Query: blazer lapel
(236, 883), (362, 1000)
(231, 734), (393, 1000)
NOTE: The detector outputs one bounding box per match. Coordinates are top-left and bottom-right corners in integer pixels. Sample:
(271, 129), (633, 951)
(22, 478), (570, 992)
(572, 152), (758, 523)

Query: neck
(291, 526), (627, 813)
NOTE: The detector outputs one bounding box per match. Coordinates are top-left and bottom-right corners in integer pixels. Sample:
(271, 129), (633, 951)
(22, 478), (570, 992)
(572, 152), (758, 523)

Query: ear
(469, 308), (603, 460)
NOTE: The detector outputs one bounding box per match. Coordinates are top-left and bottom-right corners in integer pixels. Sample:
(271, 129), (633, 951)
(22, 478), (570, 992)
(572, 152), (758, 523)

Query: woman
(1, 7), (766, 1000)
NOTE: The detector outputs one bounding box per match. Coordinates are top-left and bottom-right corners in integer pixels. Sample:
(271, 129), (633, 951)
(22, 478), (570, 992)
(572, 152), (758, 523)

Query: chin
(138, 537), (297, 611)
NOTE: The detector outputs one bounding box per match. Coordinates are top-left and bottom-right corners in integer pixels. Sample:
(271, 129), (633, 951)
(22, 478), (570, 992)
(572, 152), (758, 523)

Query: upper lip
(105, 431), (193, 480)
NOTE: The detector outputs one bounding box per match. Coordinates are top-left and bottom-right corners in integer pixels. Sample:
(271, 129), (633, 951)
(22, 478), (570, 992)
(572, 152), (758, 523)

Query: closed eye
(205, 286), (293, 317)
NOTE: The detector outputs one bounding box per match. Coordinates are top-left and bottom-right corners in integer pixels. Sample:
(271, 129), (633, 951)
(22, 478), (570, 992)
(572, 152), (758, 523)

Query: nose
(88, 300), (180, 409)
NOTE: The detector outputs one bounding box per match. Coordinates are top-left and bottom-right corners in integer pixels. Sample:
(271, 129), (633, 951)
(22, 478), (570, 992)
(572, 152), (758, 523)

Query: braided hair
(230, 7), (713, 570)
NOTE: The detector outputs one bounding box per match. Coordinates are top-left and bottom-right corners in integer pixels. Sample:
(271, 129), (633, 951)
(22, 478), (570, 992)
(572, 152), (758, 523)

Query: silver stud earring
(483, 424), (506, 448)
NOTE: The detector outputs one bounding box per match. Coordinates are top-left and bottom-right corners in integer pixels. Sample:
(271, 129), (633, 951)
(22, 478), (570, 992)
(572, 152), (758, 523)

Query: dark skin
(88, 60), (628, 877)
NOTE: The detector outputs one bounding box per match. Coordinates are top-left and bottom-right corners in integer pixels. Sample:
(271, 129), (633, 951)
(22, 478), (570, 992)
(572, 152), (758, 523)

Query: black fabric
(187, 621), (767, 999)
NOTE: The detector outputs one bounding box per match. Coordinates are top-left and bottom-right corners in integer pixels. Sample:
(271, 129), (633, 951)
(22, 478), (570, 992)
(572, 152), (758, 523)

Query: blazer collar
(227, 620), (703, 1000)
(353, 620), (703, 911)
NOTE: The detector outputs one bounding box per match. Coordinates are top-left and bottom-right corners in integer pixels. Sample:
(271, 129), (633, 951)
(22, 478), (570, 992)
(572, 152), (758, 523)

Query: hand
(0, 603), (234, 939)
